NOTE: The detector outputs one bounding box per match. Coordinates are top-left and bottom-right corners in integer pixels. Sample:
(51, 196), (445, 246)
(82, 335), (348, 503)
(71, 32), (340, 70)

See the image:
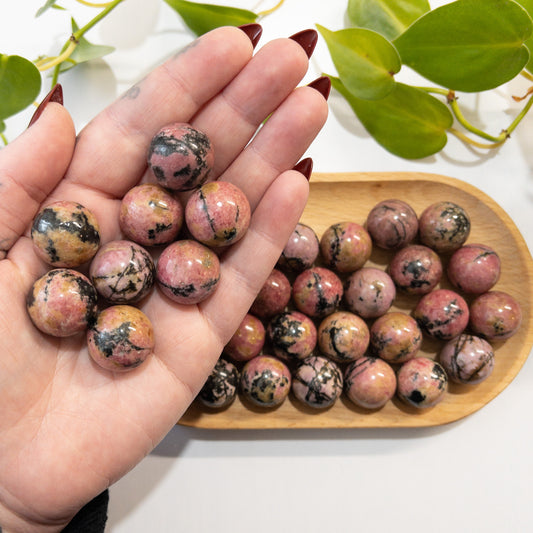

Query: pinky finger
(199, 169), (309, 346)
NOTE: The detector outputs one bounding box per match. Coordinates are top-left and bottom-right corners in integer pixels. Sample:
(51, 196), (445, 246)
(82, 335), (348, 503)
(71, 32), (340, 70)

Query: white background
(2, 1), (533, 531)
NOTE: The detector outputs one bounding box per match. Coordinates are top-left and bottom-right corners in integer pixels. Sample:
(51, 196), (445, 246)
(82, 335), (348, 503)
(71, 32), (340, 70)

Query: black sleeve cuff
(62, 490), (109, 533)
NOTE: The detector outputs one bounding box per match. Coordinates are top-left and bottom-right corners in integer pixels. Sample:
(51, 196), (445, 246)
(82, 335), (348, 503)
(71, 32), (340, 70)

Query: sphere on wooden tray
(198, 358), (240, 409)
(388, 244), (442, 295)
(317, 311), (369, 364)
(278, 222), (319, 272)
(156, 239), (220, 304)
(240, 355), (291, 408)
(418, 201), (470, 254)
(344, 356), (397, 410)
(27, 268), (98, 337)
(439, 334), (495, 385)
(31, 200), (100, 267)
(292, 266), (343, 318)
(413, 289), (469, 340)
(87, 305), (155, 372)
(185, 181), (251, 247)
(366, 198), (418, 250)
(447, 243), (501, 294)
(396, 357), (448, 409)
(370, 312), (422, 364)
(267, 310), (317, 362)
(119, 183), (184, 246)
(225, 313), (265, 362)
(319, 221), (372, 273)
(249, 268), (291, 319)
(89, 240), (155, 303)
(147, 122), (214, 191)
(469, 290), (522, 341)
(344, 267), (396, 318)
(292, 355), (343, 409)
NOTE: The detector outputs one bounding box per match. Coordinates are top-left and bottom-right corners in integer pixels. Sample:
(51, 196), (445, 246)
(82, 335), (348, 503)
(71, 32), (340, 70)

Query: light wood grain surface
(179, 172), (533, 429)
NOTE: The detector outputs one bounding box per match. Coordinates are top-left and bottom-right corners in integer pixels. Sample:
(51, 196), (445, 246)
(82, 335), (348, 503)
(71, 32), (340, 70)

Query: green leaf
(57, 18), (115, 74)
(36, 0), (65, 17)
(394, 0), (532, 92)
(317, 25), (400, 100)
(347, 0), (430, 40)
(163, 0), (257, 36)
(330, 76), (452, 159)
(0, 54), (41, 121)
(514, 0), (533, 73)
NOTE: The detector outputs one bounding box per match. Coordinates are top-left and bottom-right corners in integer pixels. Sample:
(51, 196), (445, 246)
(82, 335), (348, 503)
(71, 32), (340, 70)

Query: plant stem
(72, 0), (126, 39)
(0, 132), (8, 146)
(416, 85), (533, 146)
(257, 0), (285, 17)
(77, 0), (114, 7)
(36, 40), (77, 71)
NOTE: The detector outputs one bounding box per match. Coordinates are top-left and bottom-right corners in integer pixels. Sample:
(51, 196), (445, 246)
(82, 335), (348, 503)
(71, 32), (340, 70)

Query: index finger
(63, 26), (255, 198)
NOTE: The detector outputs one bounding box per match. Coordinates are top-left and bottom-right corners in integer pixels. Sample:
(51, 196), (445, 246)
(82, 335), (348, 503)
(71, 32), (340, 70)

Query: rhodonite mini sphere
(198, 358), (240, 409)
(31, 201), (100, 267)
(87, 305), (155, 372)
(278, 223), (319, 272)
(366, 199), (418, 250)
(147, 122), (214, 191)
(292, 266), (343, 318)
(240, 355), (291, 408)
(344, 356), (397, 410)
(249, 269), (291, 319)
(156, 240), (220, 304)
(469, 291), (522, 341)
(185, 181), (251, 247)
(344, 267), (396, 318)
(27, 268), (98, 337)
(418, 201), (470, 254)
(317, 311), (369, 364)
(292, 355), (343, 409)
(89, 240), (155, 303)
(447, 244), (501, 294)
(396, 357), (448, 409)
(413, 289), (469, 340)
(225, 313), (265, 362)
(319, 221), (372, 273)
(389, 244), (443, 295)
(370, 312), (422, 364)
(267, 310), (317, 362)
(119, 183), (184, 246)
(439, 334), (495, 384)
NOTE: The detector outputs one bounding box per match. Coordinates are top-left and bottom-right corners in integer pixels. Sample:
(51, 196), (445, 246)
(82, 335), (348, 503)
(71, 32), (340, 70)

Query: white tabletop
(2, 1), (533, 531)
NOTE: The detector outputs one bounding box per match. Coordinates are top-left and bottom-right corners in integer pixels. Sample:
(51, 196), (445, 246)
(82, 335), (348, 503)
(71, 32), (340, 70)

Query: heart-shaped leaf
(347, 0), (430, 40)
(331, 76), (453, 159)
(57, 18), (115, 74)
(0, 54), (41, 121)
(317, 25), (401, 100)
(164, 0), (257, 36)
(394, 0), (532, 92)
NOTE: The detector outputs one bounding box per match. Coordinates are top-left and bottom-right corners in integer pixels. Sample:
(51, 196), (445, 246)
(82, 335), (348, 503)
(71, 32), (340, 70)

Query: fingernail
(292, 158), (313, 181)
(28, 84), (63, 128)
(238, 23), (263, 49)
(289, 29), (318, 59)
(308, 76), (331, 101)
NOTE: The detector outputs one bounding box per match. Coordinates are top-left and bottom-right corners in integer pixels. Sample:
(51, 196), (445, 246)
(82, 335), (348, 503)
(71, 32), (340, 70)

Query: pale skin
(0, 27), (328, 532)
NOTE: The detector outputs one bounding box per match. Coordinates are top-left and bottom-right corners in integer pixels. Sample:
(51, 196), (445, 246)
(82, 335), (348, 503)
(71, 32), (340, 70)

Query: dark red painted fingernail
(238, 23), (263, 49)
(28, 84), (63, 128)
(308, 76), (331, 101)
(292, 158), (313, 181)
(289, 29), (318, 59)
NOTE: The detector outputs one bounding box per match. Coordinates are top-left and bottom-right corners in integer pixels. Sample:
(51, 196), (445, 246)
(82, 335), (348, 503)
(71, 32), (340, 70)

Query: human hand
(0, 25), (328, 532)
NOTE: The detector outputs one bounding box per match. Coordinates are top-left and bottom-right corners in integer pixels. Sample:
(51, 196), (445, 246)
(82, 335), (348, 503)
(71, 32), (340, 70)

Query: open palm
(0, 27), (328, 532)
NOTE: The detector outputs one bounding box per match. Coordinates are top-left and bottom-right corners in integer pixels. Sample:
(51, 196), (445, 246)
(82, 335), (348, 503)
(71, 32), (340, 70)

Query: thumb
(0, 85), (76, 259)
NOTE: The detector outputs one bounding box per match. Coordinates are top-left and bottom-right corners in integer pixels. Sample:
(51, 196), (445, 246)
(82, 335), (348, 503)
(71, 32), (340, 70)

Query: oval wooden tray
(178, 172), (533, 429)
